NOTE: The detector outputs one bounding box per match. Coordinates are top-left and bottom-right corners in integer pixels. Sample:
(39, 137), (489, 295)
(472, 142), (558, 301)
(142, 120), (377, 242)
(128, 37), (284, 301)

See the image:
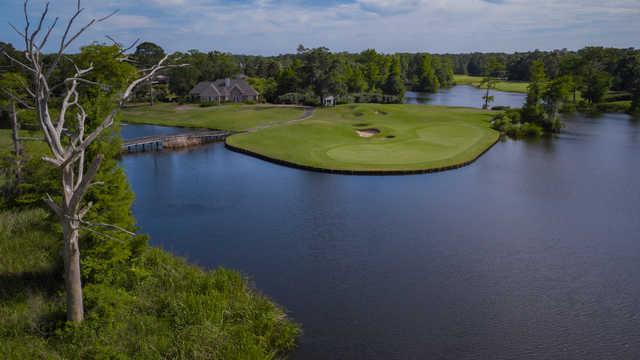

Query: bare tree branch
(2, 50), (35, 72)
(38, 16), (59, 50)
(68, 154), (102, 211)
(44, 193), (62, 217)
(8, 22), (26, 39)
(29, 2), (50, 49)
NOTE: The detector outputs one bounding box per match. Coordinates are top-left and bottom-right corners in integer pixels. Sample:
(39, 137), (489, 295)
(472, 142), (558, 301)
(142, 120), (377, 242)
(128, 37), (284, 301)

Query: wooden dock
(122, 130), (230, 153)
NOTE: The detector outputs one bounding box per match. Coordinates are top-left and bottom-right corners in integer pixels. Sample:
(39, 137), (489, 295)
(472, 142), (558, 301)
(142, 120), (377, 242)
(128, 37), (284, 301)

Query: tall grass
(0, 208), (300, 359)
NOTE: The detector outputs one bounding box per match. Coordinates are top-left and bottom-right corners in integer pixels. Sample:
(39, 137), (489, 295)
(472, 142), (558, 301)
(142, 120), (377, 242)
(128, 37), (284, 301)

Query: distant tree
(345, 64), (368, 93)
(133, 42), (166, 68)
(207, 51), (241, 79)
(298, 46), (342, 97)
(0, 72), (31, 192)
(383, 56), (405, 97)
(358, 49), (384, 91)
(132, 42), (166, 105)
(480, 57), (505, 109)
(248, 77), (277, 102)
(433, 57), (455, 88)
(559, 53), (583, 104)
(276, 60), (301, 95)
(542, 75), (572, 131)
(522, 60), (547, 122)
(168, 52), (201, 98)
(581, 66), (611, 104)
(416, 54), (439, 92)
(624, 55), (640, 115)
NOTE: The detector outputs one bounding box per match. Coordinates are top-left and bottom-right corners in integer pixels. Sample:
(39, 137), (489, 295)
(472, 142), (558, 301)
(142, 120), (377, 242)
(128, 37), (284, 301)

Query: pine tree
(383, 56), (406, 97)
(75, 45), (148, 285)
(417, 54), (439, 92)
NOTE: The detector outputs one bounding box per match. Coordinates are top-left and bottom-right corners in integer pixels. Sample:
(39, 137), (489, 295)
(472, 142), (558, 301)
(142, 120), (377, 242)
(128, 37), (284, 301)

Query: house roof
(189, 81), (221, 98)
(190, 78), (259, 98)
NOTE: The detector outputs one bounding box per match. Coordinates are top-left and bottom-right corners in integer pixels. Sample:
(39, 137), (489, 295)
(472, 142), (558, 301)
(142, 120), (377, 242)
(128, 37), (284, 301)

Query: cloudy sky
(2, 0), (639, 55)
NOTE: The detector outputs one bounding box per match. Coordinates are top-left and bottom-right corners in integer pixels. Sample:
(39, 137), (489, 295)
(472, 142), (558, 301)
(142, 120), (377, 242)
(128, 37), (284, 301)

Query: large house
(189, 77), (259, 103)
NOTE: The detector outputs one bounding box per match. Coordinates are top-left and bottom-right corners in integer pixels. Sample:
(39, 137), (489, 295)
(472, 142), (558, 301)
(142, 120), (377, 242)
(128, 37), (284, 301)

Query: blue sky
(1, 0), (639, 55)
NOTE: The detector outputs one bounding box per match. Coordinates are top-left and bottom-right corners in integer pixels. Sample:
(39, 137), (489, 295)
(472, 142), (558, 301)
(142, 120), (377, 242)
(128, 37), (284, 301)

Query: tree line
(125, 43), (639, 110)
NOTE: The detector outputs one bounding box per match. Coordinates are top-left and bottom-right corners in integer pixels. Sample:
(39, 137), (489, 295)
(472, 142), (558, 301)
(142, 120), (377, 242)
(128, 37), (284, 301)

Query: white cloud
(357, 0), (424, 15)
(3, 0), (638, 54)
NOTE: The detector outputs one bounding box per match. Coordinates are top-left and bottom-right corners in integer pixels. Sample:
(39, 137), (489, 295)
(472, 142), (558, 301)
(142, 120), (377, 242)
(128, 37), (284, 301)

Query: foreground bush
(0, 209), (300, 359)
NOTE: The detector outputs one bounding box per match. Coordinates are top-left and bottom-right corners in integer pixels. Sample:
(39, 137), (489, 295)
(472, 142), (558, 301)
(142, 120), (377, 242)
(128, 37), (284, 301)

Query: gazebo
(323, 95), (335, 107)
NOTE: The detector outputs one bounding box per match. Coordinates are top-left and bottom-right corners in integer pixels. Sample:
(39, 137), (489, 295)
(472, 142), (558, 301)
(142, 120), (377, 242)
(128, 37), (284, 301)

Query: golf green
(226, 104), (500, 174)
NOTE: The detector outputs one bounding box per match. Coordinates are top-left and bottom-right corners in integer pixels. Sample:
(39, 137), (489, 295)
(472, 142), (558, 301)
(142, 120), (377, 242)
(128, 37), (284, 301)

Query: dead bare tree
(4, 0), (185, 323)
(1, 73), (35, 192)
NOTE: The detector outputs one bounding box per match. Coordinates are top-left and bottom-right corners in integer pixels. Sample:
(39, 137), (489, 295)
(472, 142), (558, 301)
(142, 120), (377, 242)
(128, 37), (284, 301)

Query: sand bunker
(356, 128), (381, 138)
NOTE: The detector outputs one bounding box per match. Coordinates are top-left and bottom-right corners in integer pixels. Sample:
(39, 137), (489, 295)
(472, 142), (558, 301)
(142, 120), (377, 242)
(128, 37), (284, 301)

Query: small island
(226, 104), (499, 174)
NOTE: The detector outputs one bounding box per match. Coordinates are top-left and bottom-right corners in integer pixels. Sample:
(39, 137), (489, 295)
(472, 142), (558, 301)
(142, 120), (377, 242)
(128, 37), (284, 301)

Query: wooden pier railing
(122, 130), (230, 153)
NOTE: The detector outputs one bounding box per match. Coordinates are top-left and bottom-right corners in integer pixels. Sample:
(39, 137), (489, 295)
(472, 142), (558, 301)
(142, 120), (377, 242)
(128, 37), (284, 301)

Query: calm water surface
(121, 88), (640, 359)
(405, 85), (526, 108)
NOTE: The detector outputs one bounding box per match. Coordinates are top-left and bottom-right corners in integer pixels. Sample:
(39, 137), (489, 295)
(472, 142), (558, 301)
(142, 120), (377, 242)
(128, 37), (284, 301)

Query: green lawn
(454, 74), (530, 93)
(226, 104), (499, 173)
(121, 103), (306, 131)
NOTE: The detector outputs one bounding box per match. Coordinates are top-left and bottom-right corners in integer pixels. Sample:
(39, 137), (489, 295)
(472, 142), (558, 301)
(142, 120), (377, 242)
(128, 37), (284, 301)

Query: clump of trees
(494, 60), (572, 137)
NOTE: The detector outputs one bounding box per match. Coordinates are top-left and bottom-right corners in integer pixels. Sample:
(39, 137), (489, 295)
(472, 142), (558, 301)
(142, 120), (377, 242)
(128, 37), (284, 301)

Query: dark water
(405, 85), (526, 109)
(120, 105), (640, 359)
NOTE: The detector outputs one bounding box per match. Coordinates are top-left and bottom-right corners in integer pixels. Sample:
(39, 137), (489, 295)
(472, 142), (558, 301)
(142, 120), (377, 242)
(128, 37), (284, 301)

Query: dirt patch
(356, 128), (381, 138)
(175, 105), (195, 111)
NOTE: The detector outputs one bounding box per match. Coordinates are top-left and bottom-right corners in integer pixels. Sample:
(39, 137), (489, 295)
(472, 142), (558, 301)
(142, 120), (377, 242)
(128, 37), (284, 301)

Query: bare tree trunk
(149, 82), (154, 106)
(483, 86), (490, 109)
(9, 100), (22, 189)
(62, 213), (84, 322)
(6, 0), (187, 323)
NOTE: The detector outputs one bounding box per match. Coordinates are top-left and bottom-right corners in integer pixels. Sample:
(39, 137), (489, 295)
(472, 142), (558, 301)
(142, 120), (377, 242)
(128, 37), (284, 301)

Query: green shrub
(0, 208), (301, 359)
(491, 109), (543, 139)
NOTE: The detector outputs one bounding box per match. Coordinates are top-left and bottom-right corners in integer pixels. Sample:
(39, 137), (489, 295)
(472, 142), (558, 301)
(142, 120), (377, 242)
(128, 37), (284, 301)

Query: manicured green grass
(121, 103), (306, 131)
(226, 104), (499, 173)
(454, 74), (530, 93)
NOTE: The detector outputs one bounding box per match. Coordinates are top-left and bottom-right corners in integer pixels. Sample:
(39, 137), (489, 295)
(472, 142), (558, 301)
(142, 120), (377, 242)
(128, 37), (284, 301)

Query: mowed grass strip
(121, 103), (306, 131)
(226, 104), (499, 173)
(454, 74), (530, 93)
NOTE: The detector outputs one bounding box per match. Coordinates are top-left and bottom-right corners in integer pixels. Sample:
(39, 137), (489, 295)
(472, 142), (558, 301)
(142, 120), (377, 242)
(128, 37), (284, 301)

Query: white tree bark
(5, 0), (186, 323)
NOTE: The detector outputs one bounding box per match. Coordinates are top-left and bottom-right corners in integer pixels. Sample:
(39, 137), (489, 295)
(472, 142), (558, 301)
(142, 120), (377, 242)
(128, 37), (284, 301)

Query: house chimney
(225, 78), (230, 87)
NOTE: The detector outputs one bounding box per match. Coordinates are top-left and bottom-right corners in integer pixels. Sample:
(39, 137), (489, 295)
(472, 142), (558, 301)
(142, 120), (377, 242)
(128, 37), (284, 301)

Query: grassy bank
(0, 207), (300, 359)
(454, 74), (530, 93)
(121, 103), (306, 131)
(226, 104), (499, 173)
(0, 128), (300, 359)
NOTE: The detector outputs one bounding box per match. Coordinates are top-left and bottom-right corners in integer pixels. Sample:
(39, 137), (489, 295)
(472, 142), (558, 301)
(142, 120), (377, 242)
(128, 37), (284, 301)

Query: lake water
(405, 85), (526, 108)
(121, 88), (640, 359)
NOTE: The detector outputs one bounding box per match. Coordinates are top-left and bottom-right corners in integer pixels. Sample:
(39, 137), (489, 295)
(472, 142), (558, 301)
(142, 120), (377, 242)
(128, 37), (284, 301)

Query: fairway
(454, 74), (529, 93)
(121, 103), (306, 131)
(226, 104), (499, 174)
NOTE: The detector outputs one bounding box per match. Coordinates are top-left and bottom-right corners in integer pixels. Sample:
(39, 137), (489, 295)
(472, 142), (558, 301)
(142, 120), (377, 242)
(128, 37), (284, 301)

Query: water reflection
(121, 96), (640, 360)
(405, 85), (526, 109)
